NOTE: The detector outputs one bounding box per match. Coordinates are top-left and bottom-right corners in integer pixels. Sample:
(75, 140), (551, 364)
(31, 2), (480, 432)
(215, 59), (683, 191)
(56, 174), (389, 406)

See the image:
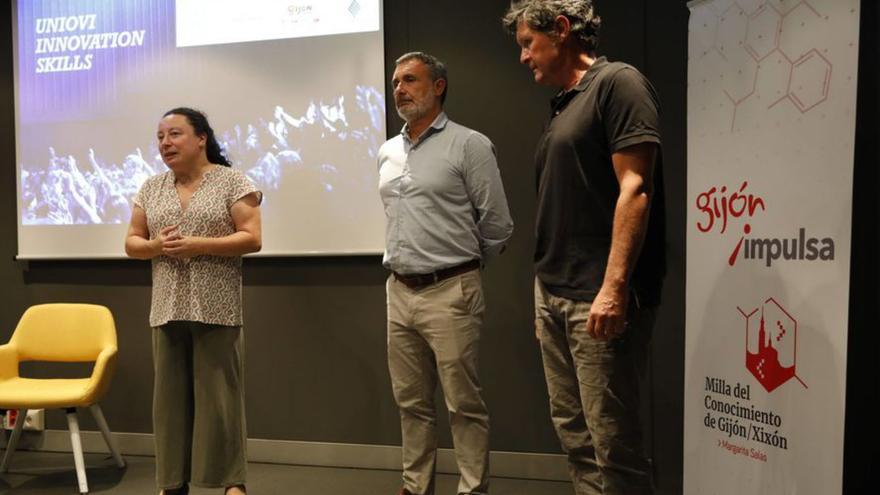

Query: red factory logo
(695, 181), (835, 267)
(737, 297), (808, 393)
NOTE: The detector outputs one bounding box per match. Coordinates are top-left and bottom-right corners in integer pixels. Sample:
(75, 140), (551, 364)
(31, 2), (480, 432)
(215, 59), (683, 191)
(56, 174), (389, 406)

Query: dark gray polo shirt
(534, 57), (666, 306)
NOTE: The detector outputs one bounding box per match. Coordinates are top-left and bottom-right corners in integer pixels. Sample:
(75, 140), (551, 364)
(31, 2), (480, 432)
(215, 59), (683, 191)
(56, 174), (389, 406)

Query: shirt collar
(401, 111), (449, 145)
(550, 56), (608, 110)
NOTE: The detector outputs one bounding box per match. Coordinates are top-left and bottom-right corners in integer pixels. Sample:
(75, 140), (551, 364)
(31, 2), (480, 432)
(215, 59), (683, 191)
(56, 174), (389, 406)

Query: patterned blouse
(133, 166), (261, 327)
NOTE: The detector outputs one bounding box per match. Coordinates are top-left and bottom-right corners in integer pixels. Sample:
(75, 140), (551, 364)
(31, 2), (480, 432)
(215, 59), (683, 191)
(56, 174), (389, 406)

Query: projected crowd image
(20, 85), (385, 226)
(16, 0), (387, 257)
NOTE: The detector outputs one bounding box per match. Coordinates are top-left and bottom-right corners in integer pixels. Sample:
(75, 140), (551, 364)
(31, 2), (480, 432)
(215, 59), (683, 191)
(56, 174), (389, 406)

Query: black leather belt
(393, 259), (481, 290)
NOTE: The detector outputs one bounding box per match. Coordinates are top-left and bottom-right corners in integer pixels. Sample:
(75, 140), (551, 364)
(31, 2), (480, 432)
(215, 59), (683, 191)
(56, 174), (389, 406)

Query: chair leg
(1, 408), (27, 472)
(66, 408), (89, 494)
(88, 404), (125, 468)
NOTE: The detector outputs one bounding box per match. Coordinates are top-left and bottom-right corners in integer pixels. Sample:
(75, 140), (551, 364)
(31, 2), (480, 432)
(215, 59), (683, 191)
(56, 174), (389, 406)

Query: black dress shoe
(162, 485), (189, 495)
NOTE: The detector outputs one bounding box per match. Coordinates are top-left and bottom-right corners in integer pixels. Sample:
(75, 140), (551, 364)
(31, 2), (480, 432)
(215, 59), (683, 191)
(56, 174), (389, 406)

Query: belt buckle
(432, 271), (439, 284)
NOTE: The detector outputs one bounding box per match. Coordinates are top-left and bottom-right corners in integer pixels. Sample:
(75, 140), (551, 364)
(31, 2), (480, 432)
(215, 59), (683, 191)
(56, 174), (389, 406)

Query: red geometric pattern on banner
(738, 297), (808, 392)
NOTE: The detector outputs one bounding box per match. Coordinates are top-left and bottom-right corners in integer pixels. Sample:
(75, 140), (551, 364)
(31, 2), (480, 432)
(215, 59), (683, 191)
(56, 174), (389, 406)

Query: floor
(0, 451), (576, 494)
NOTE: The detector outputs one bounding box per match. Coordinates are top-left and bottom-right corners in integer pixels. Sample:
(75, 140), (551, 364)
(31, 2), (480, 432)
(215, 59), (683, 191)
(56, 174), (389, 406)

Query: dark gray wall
(844, 0), (880, 490)
(6, 1), (832, 493)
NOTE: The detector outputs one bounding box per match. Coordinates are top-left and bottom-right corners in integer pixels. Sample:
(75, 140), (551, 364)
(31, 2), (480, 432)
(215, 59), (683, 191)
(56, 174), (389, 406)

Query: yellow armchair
(0, 303), (125, 494)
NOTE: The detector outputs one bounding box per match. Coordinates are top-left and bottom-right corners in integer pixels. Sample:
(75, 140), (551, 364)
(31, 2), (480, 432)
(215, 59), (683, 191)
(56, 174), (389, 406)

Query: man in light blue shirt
(378, 52), (513, 495)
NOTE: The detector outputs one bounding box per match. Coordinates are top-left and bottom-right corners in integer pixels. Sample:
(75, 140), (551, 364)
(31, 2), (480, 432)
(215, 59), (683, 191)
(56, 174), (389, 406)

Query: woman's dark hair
(163, 107), (232, 167)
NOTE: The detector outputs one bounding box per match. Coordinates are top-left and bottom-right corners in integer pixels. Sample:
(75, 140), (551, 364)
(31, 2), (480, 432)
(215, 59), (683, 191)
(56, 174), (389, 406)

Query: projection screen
(14, 0), (386, 258)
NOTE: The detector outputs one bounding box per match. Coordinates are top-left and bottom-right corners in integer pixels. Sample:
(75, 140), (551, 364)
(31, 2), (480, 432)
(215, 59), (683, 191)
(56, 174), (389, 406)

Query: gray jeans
(535, 278), (654, 495)
(152, 321), (247, 490)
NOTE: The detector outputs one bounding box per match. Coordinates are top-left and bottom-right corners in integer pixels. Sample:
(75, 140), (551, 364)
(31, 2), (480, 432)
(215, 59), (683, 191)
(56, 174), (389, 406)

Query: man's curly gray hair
(503, 0), (601, 53)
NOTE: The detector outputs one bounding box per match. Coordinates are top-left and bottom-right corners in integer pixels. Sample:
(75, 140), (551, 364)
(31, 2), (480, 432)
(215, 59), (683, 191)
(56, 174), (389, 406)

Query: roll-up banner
(684, 0), (859, 493)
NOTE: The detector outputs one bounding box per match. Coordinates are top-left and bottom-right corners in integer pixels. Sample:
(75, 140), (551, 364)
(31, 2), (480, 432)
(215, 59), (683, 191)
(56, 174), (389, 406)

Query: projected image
(15, 0), (387, 257)
(21, 147), (140, 226)
(20, 85), (385, 226)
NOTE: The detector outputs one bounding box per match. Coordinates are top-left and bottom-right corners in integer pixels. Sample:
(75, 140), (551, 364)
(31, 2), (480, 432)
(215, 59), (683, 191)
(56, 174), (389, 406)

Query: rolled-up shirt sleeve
(462, 132), (514, 261)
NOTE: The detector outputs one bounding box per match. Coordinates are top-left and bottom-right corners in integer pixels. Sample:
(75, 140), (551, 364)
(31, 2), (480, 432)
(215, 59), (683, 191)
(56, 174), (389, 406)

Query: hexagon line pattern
(694, 0), (832, 132)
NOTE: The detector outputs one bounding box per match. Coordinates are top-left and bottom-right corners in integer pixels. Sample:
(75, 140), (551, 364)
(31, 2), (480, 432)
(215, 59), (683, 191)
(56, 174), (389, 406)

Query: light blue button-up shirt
(378, 112), (513, 275)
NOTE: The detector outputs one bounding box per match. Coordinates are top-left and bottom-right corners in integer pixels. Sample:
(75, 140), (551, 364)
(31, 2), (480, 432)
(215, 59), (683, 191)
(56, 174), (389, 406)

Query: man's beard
(395, 98), (429, 122)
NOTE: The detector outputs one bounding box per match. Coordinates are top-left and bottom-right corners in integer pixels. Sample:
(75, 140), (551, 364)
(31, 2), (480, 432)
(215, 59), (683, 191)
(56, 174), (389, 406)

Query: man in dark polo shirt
(504, 1), (665, 494)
